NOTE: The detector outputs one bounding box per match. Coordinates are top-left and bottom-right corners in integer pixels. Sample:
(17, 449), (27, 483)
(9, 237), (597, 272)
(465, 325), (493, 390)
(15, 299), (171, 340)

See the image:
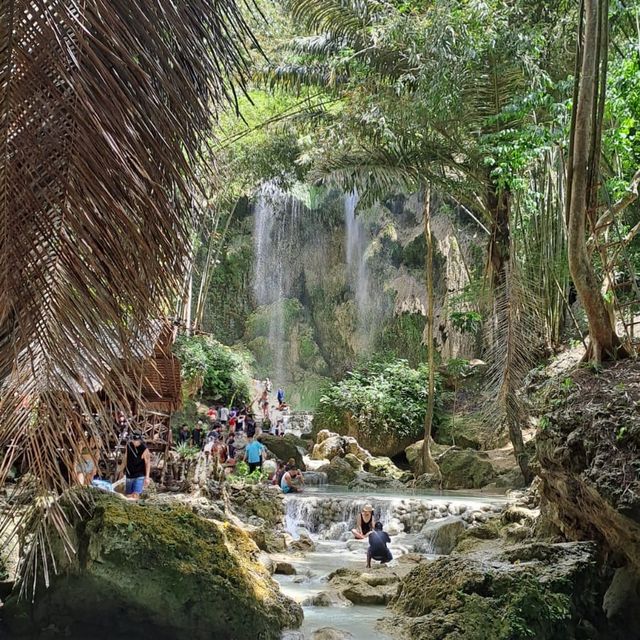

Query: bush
(173, 335), (254, 405)
(315, 359), (441, 447)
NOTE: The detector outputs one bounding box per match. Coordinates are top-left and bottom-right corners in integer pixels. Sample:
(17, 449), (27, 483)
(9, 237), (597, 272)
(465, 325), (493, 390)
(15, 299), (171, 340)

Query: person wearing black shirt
(178, 424), (190, 445)
(193, 422), (204, 449)
(122, 432), (151, 499)
(366, 522), (392, 568)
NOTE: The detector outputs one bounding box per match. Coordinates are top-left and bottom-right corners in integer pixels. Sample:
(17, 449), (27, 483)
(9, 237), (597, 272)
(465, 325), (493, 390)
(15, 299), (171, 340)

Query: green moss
(374, 312), (427, 367)
(435, 411), (485, 449)
(396, 556), (578, 640)
(4, 495), (302, 640)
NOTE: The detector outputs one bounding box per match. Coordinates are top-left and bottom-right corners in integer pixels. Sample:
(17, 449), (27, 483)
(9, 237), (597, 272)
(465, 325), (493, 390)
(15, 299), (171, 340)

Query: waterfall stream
(253, 182), (303, 386)
(277, 488), (510, 639)
(344, 191), (373, 350)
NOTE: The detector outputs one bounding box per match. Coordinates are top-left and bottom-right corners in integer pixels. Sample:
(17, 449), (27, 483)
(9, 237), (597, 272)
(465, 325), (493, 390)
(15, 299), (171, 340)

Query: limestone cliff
(203, 186), (485, 407)
(536, 360), (640, 572)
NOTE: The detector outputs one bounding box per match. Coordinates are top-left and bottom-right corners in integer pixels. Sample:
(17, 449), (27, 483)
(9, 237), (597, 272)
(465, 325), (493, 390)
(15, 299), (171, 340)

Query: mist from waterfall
(344, 191), (372, 348)
(253, 182), (302, 386)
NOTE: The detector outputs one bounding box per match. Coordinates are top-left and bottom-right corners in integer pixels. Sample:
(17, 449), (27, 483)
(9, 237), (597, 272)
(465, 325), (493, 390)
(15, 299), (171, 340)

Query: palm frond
(481, 267), (543, 475)
(255, 63), (340, 93)
(285, 0), (385, 41)
(288, 34), (344, 56)
(309, 145), (431, 205)
(0, 0), (256, 589)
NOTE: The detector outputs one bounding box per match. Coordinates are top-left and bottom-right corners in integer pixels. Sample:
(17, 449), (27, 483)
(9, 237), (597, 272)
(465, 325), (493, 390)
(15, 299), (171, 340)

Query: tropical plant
(315, 358), (441, 448)
(0, 0), (257, 590)
(231, 461), (266, 484)
(173, 335), (254, 405)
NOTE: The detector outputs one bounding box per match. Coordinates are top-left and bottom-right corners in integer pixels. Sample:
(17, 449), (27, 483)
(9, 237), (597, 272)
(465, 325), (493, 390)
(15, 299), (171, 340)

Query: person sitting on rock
(366, 521), (392, 568)
(352, 504), (375, 539)
(280, 466), (304, 494)
(273, 460), (286, 486)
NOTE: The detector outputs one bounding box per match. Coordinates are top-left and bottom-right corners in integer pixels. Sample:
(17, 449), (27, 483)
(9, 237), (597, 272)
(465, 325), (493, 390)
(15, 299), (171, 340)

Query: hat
(130, 431), (143, 440)
(362, 504), (374, 513)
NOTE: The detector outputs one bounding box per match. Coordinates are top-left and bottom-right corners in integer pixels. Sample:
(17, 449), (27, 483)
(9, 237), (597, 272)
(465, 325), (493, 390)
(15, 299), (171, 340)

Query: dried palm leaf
(481, 267), (543, 482)
(0, 0), (257, 592)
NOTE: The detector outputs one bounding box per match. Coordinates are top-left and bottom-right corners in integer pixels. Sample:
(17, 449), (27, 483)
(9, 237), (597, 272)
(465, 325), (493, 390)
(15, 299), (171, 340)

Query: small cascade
(284, 492), (505, 539)
(302, 471), (328, 486)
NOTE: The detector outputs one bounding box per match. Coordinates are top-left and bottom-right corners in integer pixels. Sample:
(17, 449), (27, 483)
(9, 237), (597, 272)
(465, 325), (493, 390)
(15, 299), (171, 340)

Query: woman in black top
(122, 432), (150, 499)
(352, 504), (375, 539)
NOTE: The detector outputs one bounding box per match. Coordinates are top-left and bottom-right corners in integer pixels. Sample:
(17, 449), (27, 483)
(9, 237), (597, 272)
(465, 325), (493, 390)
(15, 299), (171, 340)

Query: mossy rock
(437, 448), (497, 490)
(318, 457), (358, 485)
(228, 484), (285, 527)
(258, 434), (306, 470)
(391, 542), (608, 640)
(2, 494), (302, 640)
(435, 412), (486, 450)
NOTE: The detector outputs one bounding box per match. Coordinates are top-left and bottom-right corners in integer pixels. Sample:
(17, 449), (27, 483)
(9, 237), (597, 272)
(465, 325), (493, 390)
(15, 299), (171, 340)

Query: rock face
(318, 457), (358, 485)
(259, 433), (307, 470)
(2, 495), (302, 640)
(386, 542), (610, 640)
(537, 361), (640, 573)
(437, 447), (497, 489)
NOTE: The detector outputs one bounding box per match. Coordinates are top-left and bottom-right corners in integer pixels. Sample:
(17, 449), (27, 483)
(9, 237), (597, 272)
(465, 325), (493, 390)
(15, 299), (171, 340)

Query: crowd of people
(71, 381), (393, 568)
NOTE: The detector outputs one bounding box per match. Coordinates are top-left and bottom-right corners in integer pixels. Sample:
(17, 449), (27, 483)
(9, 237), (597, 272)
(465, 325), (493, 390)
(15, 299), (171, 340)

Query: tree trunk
(487, 178), (533, 484)
(567, 0), (628, 362)
(487, 179), (511, 290)
(421, 185), (441, 479)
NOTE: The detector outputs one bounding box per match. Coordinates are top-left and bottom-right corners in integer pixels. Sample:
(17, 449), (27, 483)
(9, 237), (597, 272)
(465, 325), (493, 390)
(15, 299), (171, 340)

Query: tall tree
(567, 0), (628, 362)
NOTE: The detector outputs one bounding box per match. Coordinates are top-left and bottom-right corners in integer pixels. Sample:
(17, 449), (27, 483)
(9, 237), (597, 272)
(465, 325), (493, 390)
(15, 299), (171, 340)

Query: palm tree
(262, 0), (545, 482)
(0, 0), (257, 588)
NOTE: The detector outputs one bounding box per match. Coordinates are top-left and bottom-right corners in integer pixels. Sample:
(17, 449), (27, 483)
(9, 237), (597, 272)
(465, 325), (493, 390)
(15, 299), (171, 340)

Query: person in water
(280, 466), (304, 493)
(352, 504), (375, 539)
(366, 521), (392, 568)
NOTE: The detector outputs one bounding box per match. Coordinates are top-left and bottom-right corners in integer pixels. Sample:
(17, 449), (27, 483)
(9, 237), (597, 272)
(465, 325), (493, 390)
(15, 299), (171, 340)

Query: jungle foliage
(314, 358), (442, 445)
(173, 335), (254, 405)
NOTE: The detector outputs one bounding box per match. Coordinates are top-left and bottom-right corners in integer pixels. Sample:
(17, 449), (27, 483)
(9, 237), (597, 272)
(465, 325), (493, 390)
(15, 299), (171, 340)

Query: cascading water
(344, 190), (373, 349)
(253, 183), (302, 386)
(284, 490), (506, 540)
(277, 489), (510, 639)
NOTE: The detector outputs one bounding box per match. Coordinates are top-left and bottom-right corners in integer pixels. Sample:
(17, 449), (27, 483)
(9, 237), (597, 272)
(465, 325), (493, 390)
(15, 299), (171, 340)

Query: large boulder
(437, 448), (497, 489)
(363, 456), (410, 481)
(347, 472), (405, 491)
(385, 542), (611, 640)
(318, 457), (358, 485)
(1, 494), (302, 640)
(312, 435), (344, 461)
(327, 567), (408, 606)
(414, 517), (467, 555)
(228, 483), (285, 527)
(259, 434), (307, 470)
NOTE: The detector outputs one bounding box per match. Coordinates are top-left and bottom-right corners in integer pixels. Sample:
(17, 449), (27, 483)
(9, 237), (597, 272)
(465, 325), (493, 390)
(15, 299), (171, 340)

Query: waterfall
(284, 493), (505, 539)
(344, 191), (372, 348)
(253, 183), (302, 386)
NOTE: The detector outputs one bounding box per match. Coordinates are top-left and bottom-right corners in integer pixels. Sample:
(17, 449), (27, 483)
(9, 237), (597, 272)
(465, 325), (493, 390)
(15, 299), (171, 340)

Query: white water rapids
(277, 488), (510, 639)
